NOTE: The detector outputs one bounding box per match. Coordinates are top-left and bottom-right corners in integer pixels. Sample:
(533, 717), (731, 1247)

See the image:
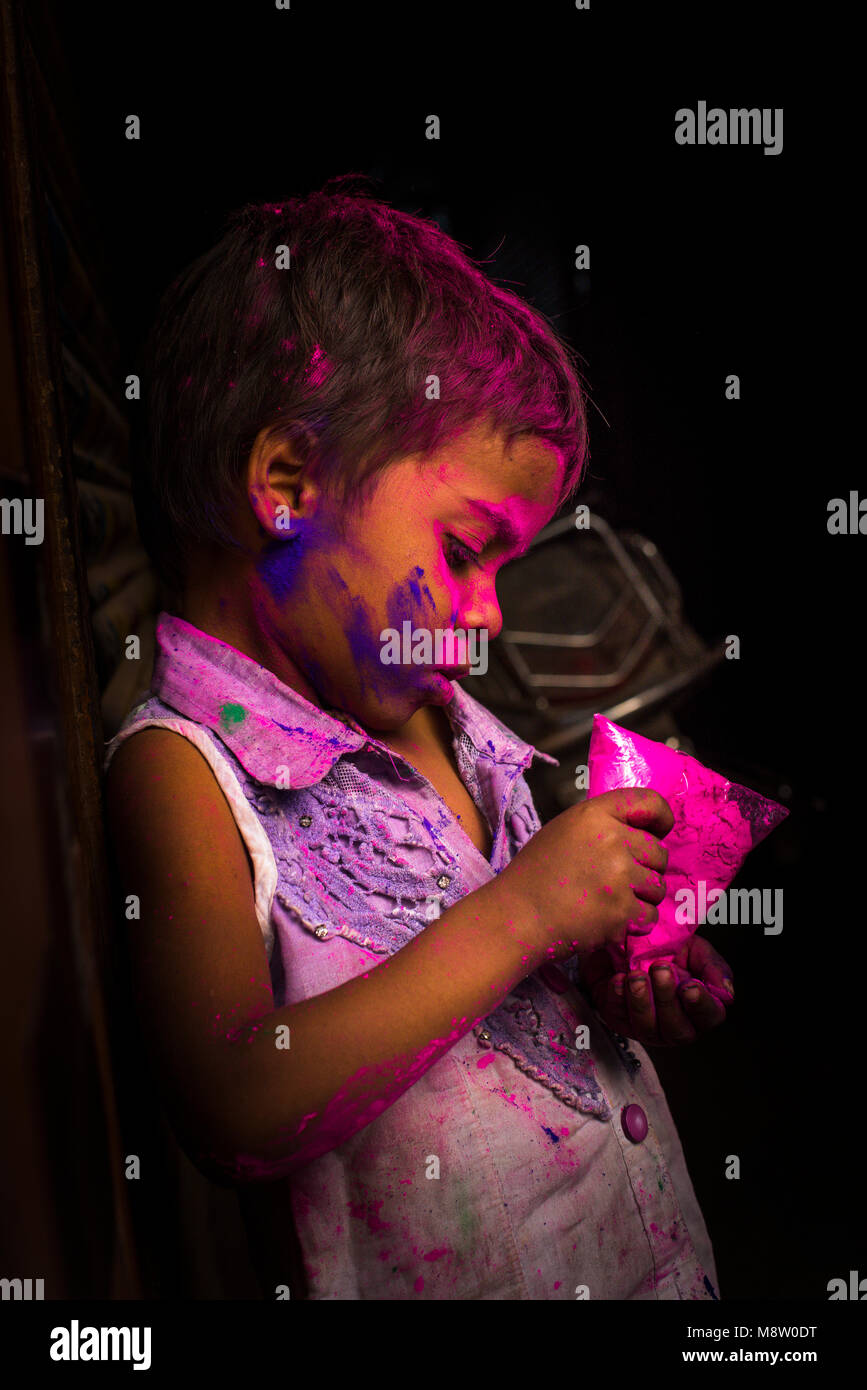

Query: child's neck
(177, 590), (325, 710)
(178, 588), (445, 750)
(368, 702), (453, 761)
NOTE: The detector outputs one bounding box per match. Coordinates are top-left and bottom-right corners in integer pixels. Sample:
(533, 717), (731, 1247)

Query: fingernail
(682, 985), (700, 1001)
(722, 978), (734, 997)
(613, 978), (625, 996)
(629, 977), (646, 996)
(651, 965), (672, 980)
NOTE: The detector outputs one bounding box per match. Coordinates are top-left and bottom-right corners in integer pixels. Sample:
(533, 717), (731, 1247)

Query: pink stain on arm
(204, 1018), (487, 1182)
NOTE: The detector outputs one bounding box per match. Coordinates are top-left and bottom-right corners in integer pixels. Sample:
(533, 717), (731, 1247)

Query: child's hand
(494, 787), (673, 961)
(576, 935), (735, 1047)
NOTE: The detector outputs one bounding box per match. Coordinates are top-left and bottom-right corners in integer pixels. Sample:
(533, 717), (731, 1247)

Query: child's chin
(417, 670), (455, 703)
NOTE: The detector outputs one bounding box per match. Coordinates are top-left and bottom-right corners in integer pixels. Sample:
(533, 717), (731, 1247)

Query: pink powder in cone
(587, 716), (789, 988)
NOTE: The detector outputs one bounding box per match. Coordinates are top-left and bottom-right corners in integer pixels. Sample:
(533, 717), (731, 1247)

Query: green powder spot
(453, 1181), (478, 1245)
(658, 1178), (665, 1192)
(220, 702), (247, 730)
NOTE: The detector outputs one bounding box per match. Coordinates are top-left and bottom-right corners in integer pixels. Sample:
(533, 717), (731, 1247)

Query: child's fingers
(684, 936), (735, 1001)
(627, 966), (717, 1046)
(623, 970), (679, 1044)
(701, 978), (735, 1005)
(646, 965), (702, 1043)
(677, 980), (728, 1028)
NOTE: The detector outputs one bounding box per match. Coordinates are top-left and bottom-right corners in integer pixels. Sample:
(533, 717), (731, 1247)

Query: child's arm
(104, 728), (547, 1186)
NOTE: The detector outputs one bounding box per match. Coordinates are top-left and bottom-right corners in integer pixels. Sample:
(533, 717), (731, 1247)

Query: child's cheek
(385, 566), (441, 631)
(343, 593), (392, 696)
(316, 564), (403, 698)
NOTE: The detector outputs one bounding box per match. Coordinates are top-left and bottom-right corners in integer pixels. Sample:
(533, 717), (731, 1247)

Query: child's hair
(133, 173), (590, 597)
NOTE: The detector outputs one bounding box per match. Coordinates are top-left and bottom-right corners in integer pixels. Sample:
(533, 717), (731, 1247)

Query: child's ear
(245, 426), (319, 540)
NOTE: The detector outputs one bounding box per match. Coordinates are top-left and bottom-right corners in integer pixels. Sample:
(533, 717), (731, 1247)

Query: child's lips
(420, 668), (464, 701)
(432, 665), (471, 680)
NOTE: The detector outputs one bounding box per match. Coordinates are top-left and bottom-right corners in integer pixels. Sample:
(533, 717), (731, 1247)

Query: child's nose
(459, 581), (502, 643)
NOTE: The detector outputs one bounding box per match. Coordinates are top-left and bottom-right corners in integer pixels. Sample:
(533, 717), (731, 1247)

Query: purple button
(621, 1103), (648, 1143)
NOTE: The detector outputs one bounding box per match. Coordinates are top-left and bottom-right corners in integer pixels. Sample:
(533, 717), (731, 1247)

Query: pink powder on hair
(304, 343), (331, 388)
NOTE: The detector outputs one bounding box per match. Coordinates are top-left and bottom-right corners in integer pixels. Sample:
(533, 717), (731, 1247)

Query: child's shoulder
(104, 721), (238, 866)
(105, 692), (247, 843)
(105, 693), (244, 798)
(106, 693), (212, 793)
(103, 715), (262, 942)
(105, 719), (208, 792)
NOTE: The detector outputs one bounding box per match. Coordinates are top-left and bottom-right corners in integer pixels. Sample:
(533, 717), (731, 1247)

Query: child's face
(252, 419), (565, 731)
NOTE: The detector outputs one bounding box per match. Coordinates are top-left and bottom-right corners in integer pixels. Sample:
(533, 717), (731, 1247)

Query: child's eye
(443, 534), (482, 570)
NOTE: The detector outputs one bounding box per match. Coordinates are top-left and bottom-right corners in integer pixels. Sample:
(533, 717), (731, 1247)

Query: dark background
(42, 0), (856, 1299)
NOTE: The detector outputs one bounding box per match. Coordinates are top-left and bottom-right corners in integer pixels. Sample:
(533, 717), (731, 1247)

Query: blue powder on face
(386, 567), (438, 631)
(256, 511), (354, 603)
(256, 531), (385, 698)
(343, 593), (389, 698)
(406, 565), (436, 609)
(294, 646), (335, 707)
(541, 1126), (561, 1144)
(255, 517), (316, 601)
(258, 536), (443, 708)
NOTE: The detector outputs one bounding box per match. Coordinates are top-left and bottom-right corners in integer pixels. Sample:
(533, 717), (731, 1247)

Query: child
(104, 178), (723, 1300)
